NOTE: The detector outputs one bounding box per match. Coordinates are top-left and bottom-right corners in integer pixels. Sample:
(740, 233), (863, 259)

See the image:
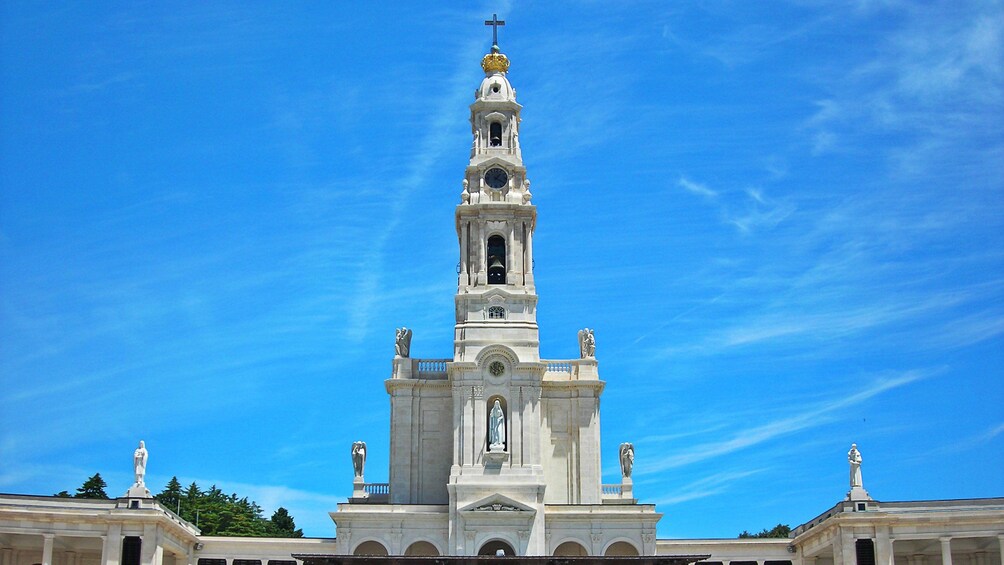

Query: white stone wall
(387, 379), (453, 505)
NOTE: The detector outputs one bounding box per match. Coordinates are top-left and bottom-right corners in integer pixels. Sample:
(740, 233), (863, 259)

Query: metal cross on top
(484, 13), (505, 46)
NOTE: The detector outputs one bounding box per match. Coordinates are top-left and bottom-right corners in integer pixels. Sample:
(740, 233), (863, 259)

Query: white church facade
(1, 27), (1002, 565)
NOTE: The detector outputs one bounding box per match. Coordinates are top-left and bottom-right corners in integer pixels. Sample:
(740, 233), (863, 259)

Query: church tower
(335, 21), (660, 558)
(446, 37), (549, 556)
(454, 42), (538, 364)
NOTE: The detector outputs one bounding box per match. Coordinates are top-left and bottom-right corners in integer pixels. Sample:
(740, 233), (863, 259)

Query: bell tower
(447, 23), (549, 556)
(454, 39), (538, 365)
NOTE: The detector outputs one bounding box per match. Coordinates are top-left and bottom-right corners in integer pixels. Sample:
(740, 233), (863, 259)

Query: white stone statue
(351, 441), (366, 479)
(394, 327), (412, 357)
(133, 440), (148, 486)
(577, 328), (596, 358)
(488, 400), (506, 451)
(619, 442), (634, 479)
(848, 443), (863, 488)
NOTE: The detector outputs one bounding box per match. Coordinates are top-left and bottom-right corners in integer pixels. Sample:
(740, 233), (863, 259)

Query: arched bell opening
(489, 121), (503, 147)
(487, 235), (506, 284)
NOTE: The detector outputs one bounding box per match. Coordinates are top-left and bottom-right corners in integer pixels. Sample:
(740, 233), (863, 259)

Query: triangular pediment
(458, 493), (535, 514)
(482, 287), (510, 301)
(470, 154), (526, 172)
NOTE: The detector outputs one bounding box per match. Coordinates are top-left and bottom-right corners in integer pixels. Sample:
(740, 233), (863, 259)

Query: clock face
(485, 168), (508, 190)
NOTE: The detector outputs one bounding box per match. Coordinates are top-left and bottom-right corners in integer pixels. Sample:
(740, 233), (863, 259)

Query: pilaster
(41, 535), (53, 565)
(940, 537), (953, 565)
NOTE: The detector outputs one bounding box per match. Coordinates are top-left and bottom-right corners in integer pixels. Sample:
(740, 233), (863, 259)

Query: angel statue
(394, 327), (413, 357)
(619, 442), (634, 479)
(577, 328), (596, 359)
(351, 441), (367, 479)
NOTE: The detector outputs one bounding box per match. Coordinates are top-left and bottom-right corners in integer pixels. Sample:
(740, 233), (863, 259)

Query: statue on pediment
(619, 442), (634, 479)
(395, 327), (412, 357)
(848, 443), (862, 488)
(133, 440), (148, 486)
(352, 441), (367, 479)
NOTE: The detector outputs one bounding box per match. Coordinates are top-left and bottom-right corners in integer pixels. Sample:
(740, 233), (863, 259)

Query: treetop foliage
(738, 523), (792, 539)
(58, 473), (303, 538)
(73, 473), (109, 499)
(154, 476), (304, 538)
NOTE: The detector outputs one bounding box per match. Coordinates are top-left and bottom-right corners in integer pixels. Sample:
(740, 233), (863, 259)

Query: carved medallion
(489, 361), (505, 377)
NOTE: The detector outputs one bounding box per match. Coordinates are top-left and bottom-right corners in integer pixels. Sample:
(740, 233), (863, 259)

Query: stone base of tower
(330, 500), (661, 557)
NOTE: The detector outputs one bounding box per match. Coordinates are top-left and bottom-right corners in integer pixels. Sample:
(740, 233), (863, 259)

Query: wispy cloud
(675, 176), (795, 235)
(678, 176), (718, 198)
(635, 370), (932, 475)
(650, 469), (764, 506)
(803, 1), (1002, 168)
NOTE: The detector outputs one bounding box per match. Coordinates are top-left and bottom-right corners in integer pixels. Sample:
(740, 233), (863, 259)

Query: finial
(481, 14), (510, 74)
(484, 14), (505, 47)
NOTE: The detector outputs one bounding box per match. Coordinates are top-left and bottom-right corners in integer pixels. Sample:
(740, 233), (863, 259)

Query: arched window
(554, 541), (589, 556)
(487, 235), (506, 284)
(488, 306), (505, 319)
(353, 541), (389, 556)
(404, 541), (440, 556)
(479, 540), (516, 556)
(489, 122), (502, 147)
(604, 541), (639, 556)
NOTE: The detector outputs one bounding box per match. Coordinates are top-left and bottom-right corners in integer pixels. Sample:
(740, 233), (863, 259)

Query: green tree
(74, 473), (109, 499)
(268, 507), (304, 538)
(156, 477), (184, 514)
(738, 523), (791, 539)
(54, 490), (71, 498)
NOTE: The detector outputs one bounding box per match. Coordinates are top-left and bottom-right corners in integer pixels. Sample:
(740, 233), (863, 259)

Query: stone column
(460, 220), (469, 286)
(103, 524), (123, 565)
(477, 224), (486, 285)
(507, 222), (515, 284)
(525, 226), (534, 285)
(997, 535), (1004, 565)
(940, 538), (953, 565)
(41, 534), (54, 565)
(835, 530), (854, 565)
(876, 528), (894, 565)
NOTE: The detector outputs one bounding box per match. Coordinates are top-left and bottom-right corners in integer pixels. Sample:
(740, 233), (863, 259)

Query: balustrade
(363, 483), (389, 495)
(602, 484), (623, 496)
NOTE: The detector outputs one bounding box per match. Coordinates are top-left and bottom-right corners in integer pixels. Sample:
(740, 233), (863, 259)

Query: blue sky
(1, 1), (1002, 540)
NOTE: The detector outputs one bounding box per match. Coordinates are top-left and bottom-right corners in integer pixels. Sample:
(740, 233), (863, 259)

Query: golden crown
(481, 45), (510, 74)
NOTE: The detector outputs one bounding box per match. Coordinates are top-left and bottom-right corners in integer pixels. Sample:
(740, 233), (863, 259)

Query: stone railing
(542, 359), (598, 381)
(416, 359), (449, 376)
(393, 358), (597, 381)
(360, 483), (389, 503)
(393, 358), (450, 380)
(602, 480), (634, 503)
(602, 484), (623, 496)
(364, 483), (389, 495)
